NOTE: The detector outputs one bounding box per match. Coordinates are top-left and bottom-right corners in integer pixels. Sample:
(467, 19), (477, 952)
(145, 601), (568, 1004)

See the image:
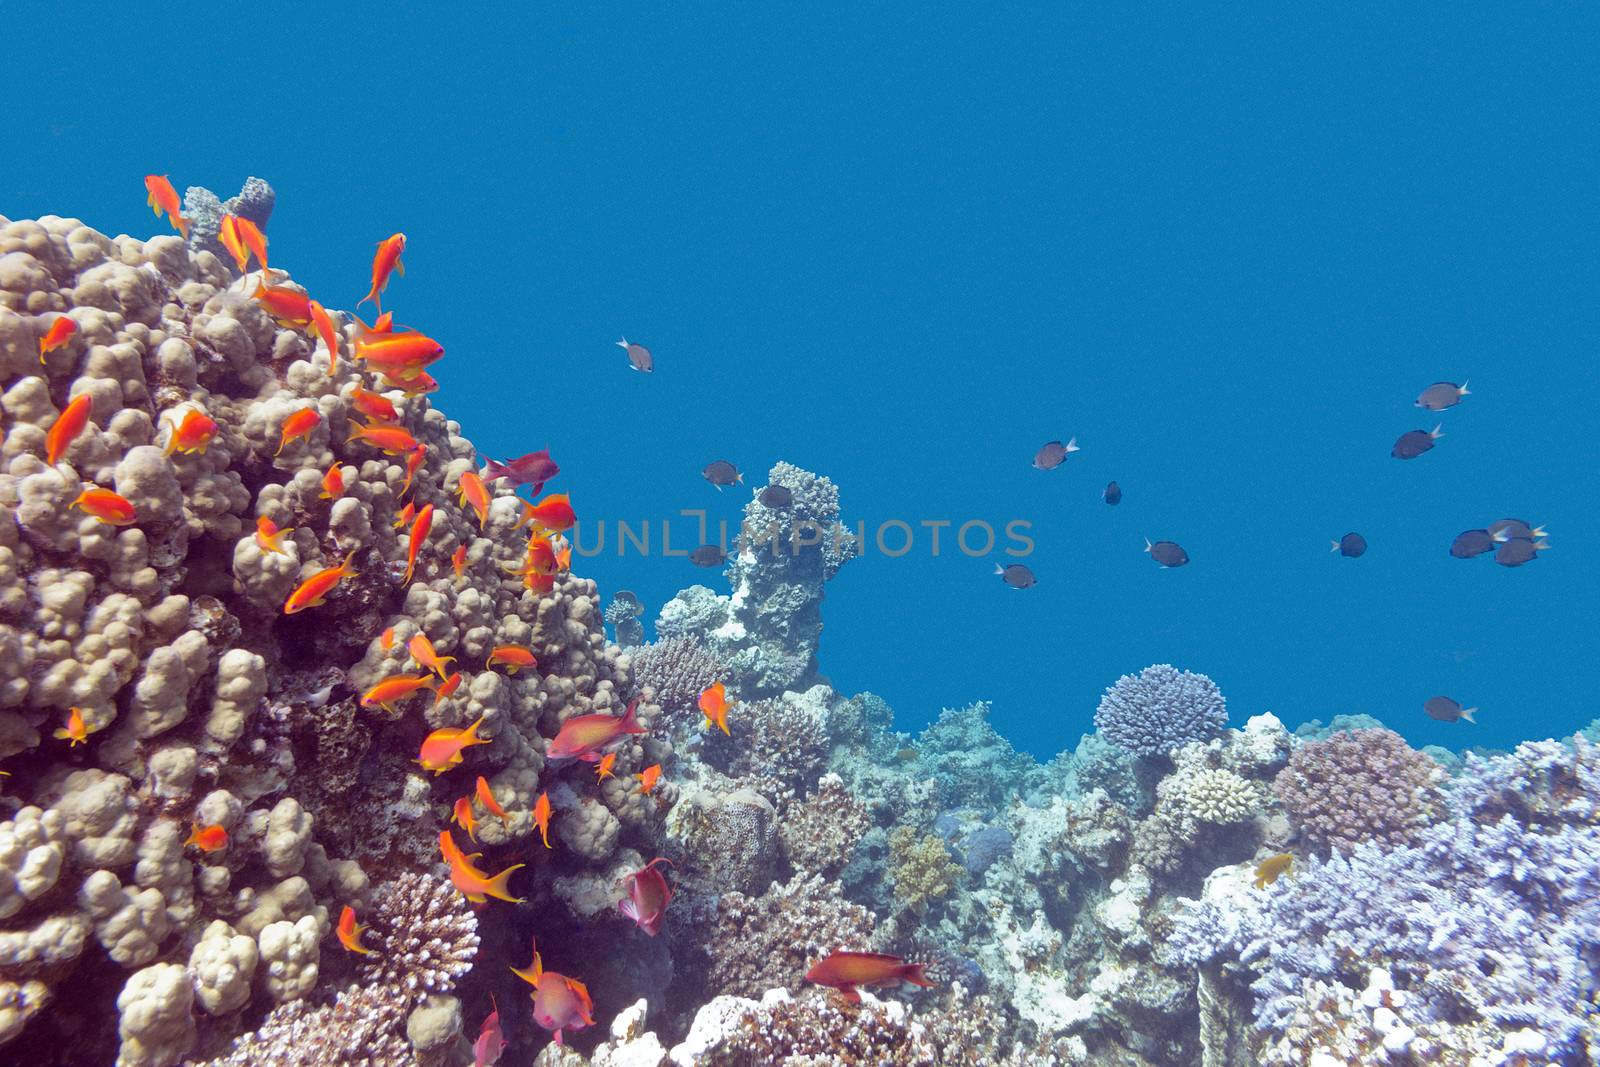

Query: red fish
(383, 368), (439, 395)
(546, 699), (646, 763)
(485, 646), (536, 675)
(360, 673), (437, 713)
(336, 905), (375, 956)
(217, 214), (250, 272)
(511, 940), (595, 1046)
(282, 552), (357, 614)
(635, 764), (662, 795)
(361, 233), (406, 311)
(309, 299), (341, 376)
(347, 421), (419, 456)
(472, 994), (507, 1067)
(234, 216), (269, 271)
(276, 408), (321, 456)
(73, 488), (136, 525)
(418, 713), (489, 774)
(452, 795), (480, 842)
(439, 830), (524, 904)
(38, 315), (77, 364)
(252, 274), (313, 327)
(617, 858), (673, 936)
(354, 332), (444, 376)
(804, 951), (934, 1004)
(393, 501), (416, 530)
(475, 776), (509, 823)
(457, 470), (490, 528)
(516, 493), (575, 534)
(408, 633), (455, 680)
(522, 537), (557, 576)
(184, 822), (229, 853)
(379, 626), (397, 651)
(162, 409), (218, 456)
(46, 393), (93, 466)
(350, 387), (399, 424)
(433, 671), (464, 705)
(699, 681), (732, 736)
(400, 445), (427, 499)
(533, 791), (552, 849)
(452, 543), (468, 578)
(482, 449), (560, 493)
(53, 707), (89, 746)
(255, 515), (294, 555)
(320, 464), (347, 500)
(595, 752), (617, 781)
(403, 504), (433, 585)
(144, 175), (191, 238)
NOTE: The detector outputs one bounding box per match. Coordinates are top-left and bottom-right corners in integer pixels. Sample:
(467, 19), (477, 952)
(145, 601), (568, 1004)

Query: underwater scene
(3, 5), (1599, 1066)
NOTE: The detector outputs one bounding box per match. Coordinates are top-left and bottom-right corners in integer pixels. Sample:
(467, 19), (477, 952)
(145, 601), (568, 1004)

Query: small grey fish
(1494, 537), (1547, 567)
(1144, 538), (1189, 567)
(1331, 532), (1367, 558)
(1032, 437), (1079, 470)
(1415, 381), (1469, 411)
(1450, 529), (1495, 559)
(689, 545), (727, 567)
(616, 337), (653, 373)
(1103, 481), (1122, 506)
(758, 485), (793, 509)
(1487, 518), (1547, 543)
(701, 460), (742, 488)
(1391, 425), (1443, 459)
(994, 563), (1036, 588)
(1424, 696), (1477, 723)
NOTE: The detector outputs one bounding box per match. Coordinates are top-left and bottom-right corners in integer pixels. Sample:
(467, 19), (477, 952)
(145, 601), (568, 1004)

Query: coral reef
(1272, 727), (1443, 855)
(1094, 664), (1228, 758)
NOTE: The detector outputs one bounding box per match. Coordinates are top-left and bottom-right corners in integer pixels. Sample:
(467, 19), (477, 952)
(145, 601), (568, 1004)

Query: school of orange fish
(33, 175), (929, 1053)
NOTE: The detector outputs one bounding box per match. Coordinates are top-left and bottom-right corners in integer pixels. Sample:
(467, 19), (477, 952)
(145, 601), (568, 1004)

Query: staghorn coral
(886, 825), (961, 912)
(627, 635), (725, 723)
(707, 872), (877, 999)
(1273, 727), (1442, 855)
(1094, 663), (1228, 758)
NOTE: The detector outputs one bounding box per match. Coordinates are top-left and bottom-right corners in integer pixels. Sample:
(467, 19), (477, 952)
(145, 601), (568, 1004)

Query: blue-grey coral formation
(1095, 663), (1229, 757)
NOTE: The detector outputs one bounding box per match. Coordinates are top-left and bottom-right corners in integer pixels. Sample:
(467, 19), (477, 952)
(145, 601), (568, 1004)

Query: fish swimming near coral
(546, 699), (647, 762)
(440, 832), (525, 904)
(234, 215), (269, 271)
(403, 504), (434, 585)
(251, 273), (314, 327)
(217, 214), (250, 272)
(1391, 425), (1442, 459)
(418, 713), (490, 774)
(348, 421), (420, 456)
(1415, 380), (1469, 410)
(275, 407), (321, 456)
(37, 314), (77, 363)
(698, 682), (732, 735)
(143, 174), (190, 238)
(804, 951), (934, 1004)
(472, 994), (507, 1067)
(320, 463), (347, 500)
(452, 795), (480, 842)
(1424, 696), (1477, 723)
(361, 233), (406, 312)
(534, 791), (553, 848)
(53, 707), (88, 746)
(689, 545), (727, 568)
(361, 673), (438, 713)
(1331, 532), (1367, 558)
(512, 940), (595, 1046)
(758, 484), (793, 508)
(309, 299), (341, 375)
(486, 646), (537, 674)
(595, 752), (617, 780)
(617, 858), (673, 936)
(483, 449), (560, 492)
(1252, 852), (1293, 889)
(399, 442), (426, 496)
(457, 470), (491, 527)
(282, 552), (357, 614)
(452, 543), (468, 578)
(995, 563), (1035, 588)
(409, 633), (455, 681)
(476, 776), (510, 824)
(162, 408), (218, 455)
(1032, 438), (1078, 470)
(702, 460), (742, 488)
(184, 822), (228, 853)
(336, 905), (375, 955)
(635, 764), (662, 795)
(433, 671), (464, 705)
(350, 386), (399, 424)
(617, 337), (653, 372)
(73, 488), (136, 525)
(518, 493), (576, 534)
(1144, 538), (1189, 567)
(255, 516), (293, 555)
(45, 393), (92, 466)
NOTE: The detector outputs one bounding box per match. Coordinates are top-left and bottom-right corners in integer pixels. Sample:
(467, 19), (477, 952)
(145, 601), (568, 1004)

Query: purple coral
(628, 636), (726, 722)
(1273, 728), (1442, 855)
(1094, 664), (1227, 758)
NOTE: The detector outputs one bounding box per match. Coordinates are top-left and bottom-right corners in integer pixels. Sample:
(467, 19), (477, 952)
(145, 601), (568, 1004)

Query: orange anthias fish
(234, 216), (269, 271)
(354, 332), (444, 377)
(457, 471), (491, 527)
(439, 830), (525, 904)
(804, 951), (935, 1004)
(635, 764), (662, 795)
(379, 626), (397, 651)
(255, 515), (294, 555)
(336, 905), (376, 956)
(383, 368), (439, 396)
(400, 445), (427, 499)
(522, 537), (557, 576)
(418, 713), (490, 774)
(252, 274), (313, 327)
(320, 464), (347, 500)
(452, 795), (480, 842)
(698, 681), (732, 736)
(393, 501), (417, 530)
(516, 493), (575, 534)
(348, 421), (419, 456)
(485, 646), (537, 675)
(533, 791), (552, 849)
(355, 310), (396, 340)
(53, 707), (89, 746)
(73, 488), (136, 526)
(475, 776), (509, 824)
(38, 315), (77, 363)
(555, 545), (572, 573)
(144, 175), (190, 238)
(545, 699), (646, 763)
(309, 299), (341, 376)
(162, 409), (218, 456)
(452, 543), (468, 578)
(361, 233), (406, 311)
(282, 552), (357, 614)
(217, 214), (250, 272)
(617, 858), (673, 936)
(350, 387), (399, 424)
(46, 393), (93, 465)
(408, 633), (455, 680)
(512, 940), (595, 1047)
(276, 408), (322, 456)
(361, 673), (438, 713)
(184, 822), (229, 853)
(433, 672), (464, 705)
(403, 503), (434, 585)
(595, 752), (617, 781)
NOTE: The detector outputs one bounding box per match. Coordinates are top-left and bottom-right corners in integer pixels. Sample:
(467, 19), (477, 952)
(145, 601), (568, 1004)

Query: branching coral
(355, 872), (478, 997)
(779, 773), (871, 878)
(1094, 664), (1228, 758)
(886, 826), (961, 912)
(1273, 728), (1442, 855)
(628, 635), (725, 723)
(707, 873), (877, 999)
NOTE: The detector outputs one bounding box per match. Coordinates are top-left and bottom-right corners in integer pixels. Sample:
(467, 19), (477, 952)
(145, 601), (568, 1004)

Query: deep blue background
(6, 3), (1597, 757)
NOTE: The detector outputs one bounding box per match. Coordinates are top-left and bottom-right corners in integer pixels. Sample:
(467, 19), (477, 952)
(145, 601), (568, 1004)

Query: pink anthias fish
(511, 939), (595, 1047)
(472, 994), (507, 1066)
(617, 857), (673, 936)
(545, 698), (646, 763)
(481, 448), (559, 492)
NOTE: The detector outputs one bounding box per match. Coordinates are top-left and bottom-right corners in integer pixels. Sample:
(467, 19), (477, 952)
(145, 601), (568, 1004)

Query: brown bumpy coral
(886, 825), (961, 912)
(779, 772), (871, 877)
(707, 872), (878, 999)
(1273, 728), (1443, 855)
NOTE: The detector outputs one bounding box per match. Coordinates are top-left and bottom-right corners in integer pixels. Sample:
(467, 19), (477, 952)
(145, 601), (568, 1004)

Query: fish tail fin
(1330, 541), (1340, 552)
(1459, 380), (1470, 395)
(617, 337), (628, 349)
(1065, 436), (1079, 452)
(1459, 706), (1478, 724)
(1533, 526), (1548, 539)
(460, 713), (489, 745)
(484, 863), (525, 903)
(1431, 423), (1444, 439)
(1143, 537), (1153, 552)
(174, 213), (192, 239)
(619, 698), (643, 733)
(509, 963), (539, 988)
(993, 563), (1003, 575)
(899, 963), (936, 988)
(1533, 539), (1551, 551)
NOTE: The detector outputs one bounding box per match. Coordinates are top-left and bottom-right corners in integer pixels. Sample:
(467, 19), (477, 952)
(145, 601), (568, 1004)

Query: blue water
(6, 3), (1597, 757)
